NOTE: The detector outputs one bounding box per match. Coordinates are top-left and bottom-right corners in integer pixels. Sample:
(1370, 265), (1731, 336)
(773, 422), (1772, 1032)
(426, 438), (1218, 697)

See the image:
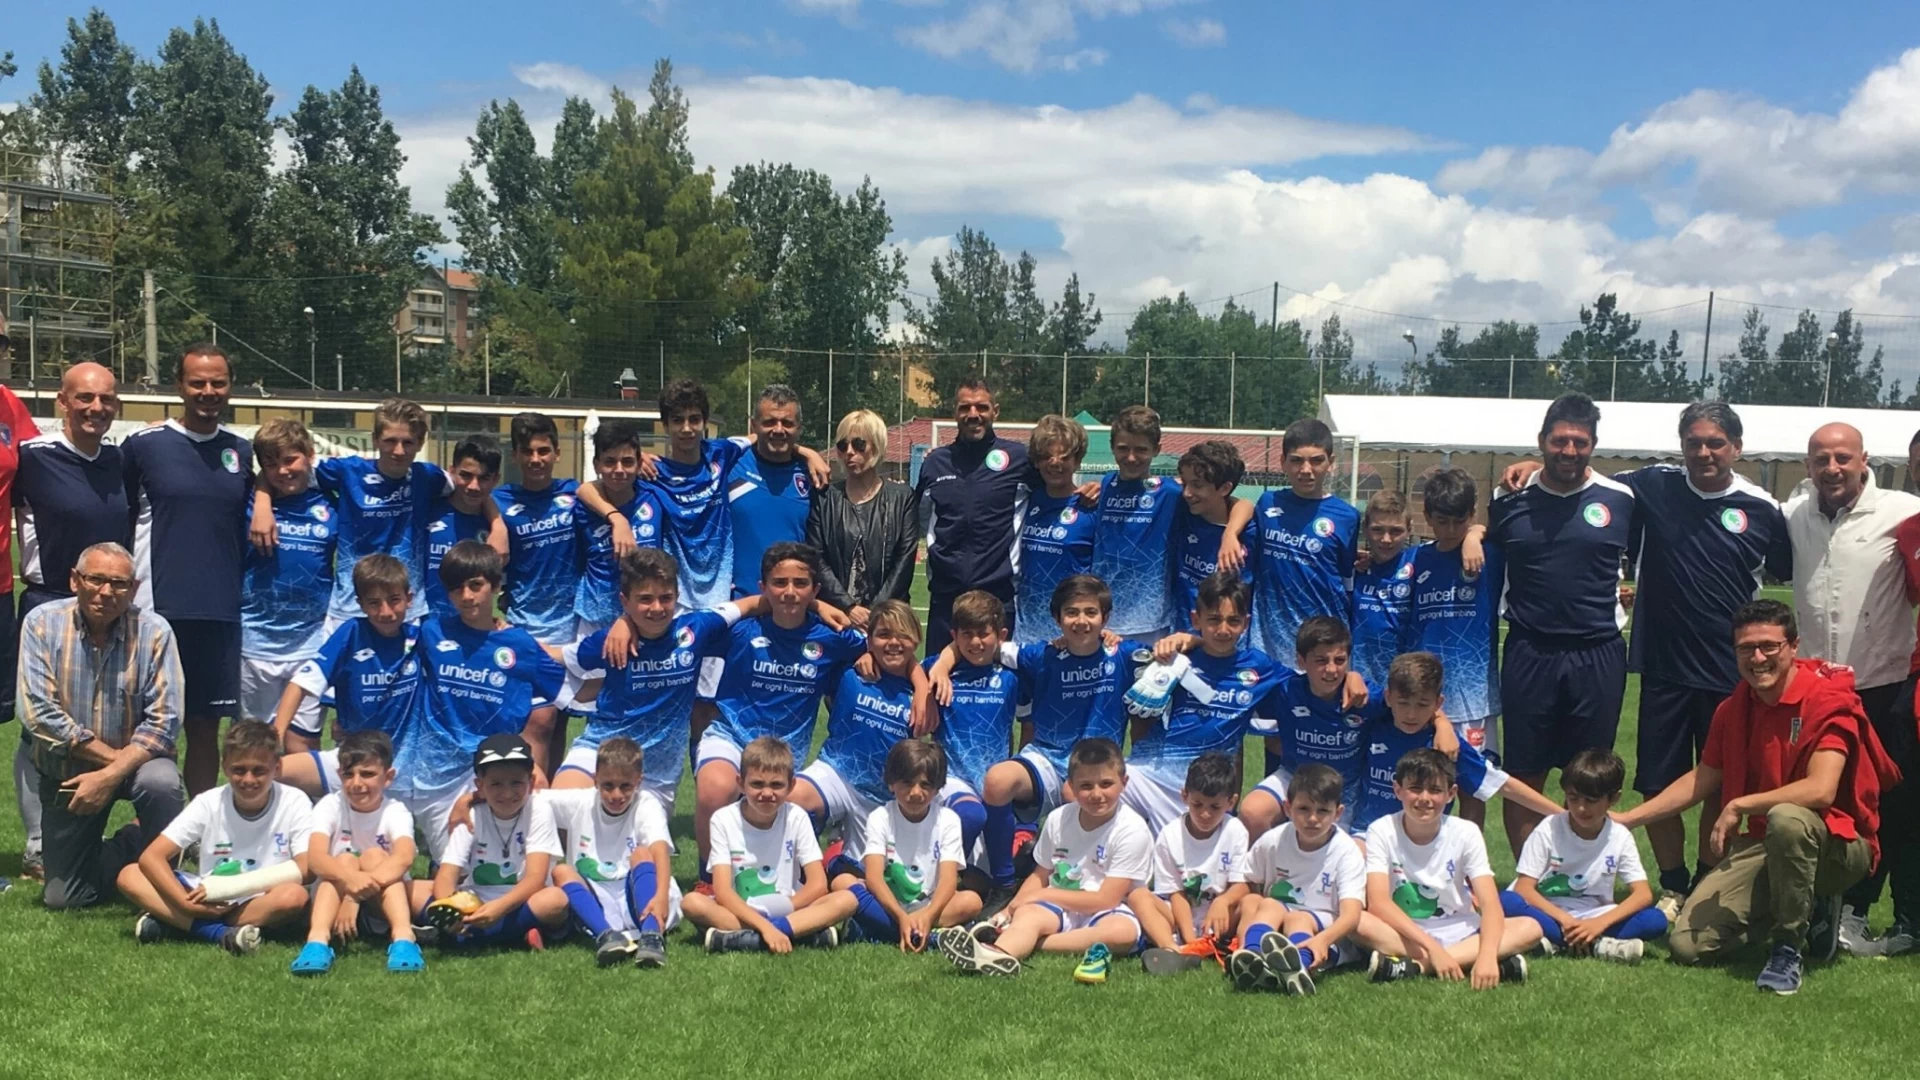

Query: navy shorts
(1500, 631), (1626, 775)
(1634, 676), (1724, 796)
(171, 618), (241, 718)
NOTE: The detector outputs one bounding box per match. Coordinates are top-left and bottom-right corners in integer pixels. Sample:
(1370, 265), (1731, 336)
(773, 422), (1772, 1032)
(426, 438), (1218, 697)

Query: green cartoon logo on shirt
(1051, 860), (1084, 890)
(1538, 871), (1591, 898)
(1182, 872), (1209, 902)
(1393, 881), (1442, 918)
(472, 861), (518, 887)
(884, 860), (926, 905)
(1268, 879), (1299, 903)
(735, 860), (780, 899)
(577, 855), (624, 883)
(209, 858), (253, 876)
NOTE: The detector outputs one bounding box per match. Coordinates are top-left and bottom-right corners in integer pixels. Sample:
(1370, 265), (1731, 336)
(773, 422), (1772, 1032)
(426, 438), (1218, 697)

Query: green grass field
(3, 581), (1917, 1080)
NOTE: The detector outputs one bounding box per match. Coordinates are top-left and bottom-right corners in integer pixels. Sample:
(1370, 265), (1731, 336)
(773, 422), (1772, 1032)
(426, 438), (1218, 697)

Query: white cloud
(1163, 17), (1225, 47)
(508, 62), (611, 101)
(900, 0), (1195, 73)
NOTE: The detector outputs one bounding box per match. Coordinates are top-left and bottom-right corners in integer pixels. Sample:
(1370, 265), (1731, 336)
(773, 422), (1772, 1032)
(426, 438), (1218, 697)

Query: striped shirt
(18, 598), (183, 772)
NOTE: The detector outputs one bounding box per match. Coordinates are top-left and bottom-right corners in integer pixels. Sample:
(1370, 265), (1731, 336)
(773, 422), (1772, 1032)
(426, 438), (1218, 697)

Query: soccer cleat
(1367, 951), (1414, 984)
(1755, 944), (1803, 995)
(940, 927), (1021, 976)
(290, 941), (335, 976)
(800, 926), (840, 949)
(1228, 948), (1277, 992)
(705, 928), (767, 953)
(595, 928), (640, 967)
(633, 930), (668, 968)
(1879, 920), (1914, 957)
(1537, 936), (1561, 958)
(1262, 936), (1316, 997)
(1655, 890), (1686, 925)
(424, 891), (483, 934)
(412, 922), (442, 948)
(1498, 954), (1528, 985)
(1808, 895), (1844, 962)
(1591, 938), (1643, 965)
(1073, 943), (1111, 984)
(134, 914), (168, 945)
(523, 927), (546, 951)
(1835, 907), (1877, 958)
(1140, 947), (1206, 976)
(221, 925), (263, 956)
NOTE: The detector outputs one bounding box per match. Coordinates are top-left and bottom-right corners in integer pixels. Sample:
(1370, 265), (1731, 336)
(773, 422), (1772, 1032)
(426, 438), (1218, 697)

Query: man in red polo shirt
(1617, 598), (1898, 995)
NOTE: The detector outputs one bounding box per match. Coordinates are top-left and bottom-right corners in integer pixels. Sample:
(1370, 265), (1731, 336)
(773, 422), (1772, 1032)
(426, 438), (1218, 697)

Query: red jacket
(1715, 660), (1901, 869)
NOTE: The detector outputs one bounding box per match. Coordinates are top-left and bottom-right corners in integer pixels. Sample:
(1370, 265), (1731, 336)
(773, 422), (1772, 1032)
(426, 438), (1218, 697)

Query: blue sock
(1288, 931), (1318, 968)
(563, 882), (612, 937)
(1499, 889), (1562, 945)
(848, 884), (899, 941)
(639, 914), (661, 933)
(188, 918), (229, 945)
(624, 862), (660, 932)
(1245, 922), (1274, 949)
(1613, 906), (1670, 940)
(984, 801), (1018, 888)
(771, 915), (795, 938)
(948, 796), (987, 854)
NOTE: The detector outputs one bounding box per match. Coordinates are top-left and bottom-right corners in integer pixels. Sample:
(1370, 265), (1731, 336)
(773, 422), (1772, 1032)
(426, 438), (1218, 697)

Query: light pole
(1824, 330), (1839, 407)
(334, 353), (343, 392)
(303, 306), (316, 390)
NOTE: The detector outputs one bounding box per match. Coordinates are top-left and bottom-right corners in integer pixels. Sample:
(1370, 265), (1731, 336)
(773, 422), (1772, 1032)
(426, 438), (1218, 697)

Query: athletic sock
(625, 862), (660, 929)
(948, 797), (987, 854)
(984, 801), (1018, 888)
(639, 914), (662, 933)
(563, 882), (612, 937)
(188, 919), (229, 945)
(1287, 931), (1318, 969)
(847, 884), (897, 941)
(1659, 865), (1691, 895)
(1244, 922), (1274, 950)
(770, 915), (795, 938)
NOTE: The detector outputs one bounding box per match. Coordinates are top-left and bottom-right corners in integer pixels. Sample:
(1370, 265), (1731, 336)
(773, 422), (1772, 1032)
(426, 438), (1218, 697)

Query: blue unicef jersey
(292, 618), (423, 741)
(1172, 506), (1257, 633)
(569, 610), (732, 795)
(1402, 542), (1504, 721)
(1014, 489), (1096, 645)
(1092, 474), (1182, 638)
(315, 456), (446, 622)
(1350, 548), (1417, 691)
(1262, 672), (1385, 798)
(649, 438), (747, 611)
(931, 658), (1019, 793)
(240, 488), (336, 659)
(424, 498), (493, 621)
(709, 615), (866, 753)
(574, 485), (665, 628)
(1013, 640), (1131, 775)
(406, 617), (564, 794)
(1129, 646), (1288, 784)
(495, 479), (581, 644)
(815, 668), (917, 805)
(1352, 717), (1501, 833)
(727, 451), (813, 600)
(1487, 472), (1635, 643)
(1253, 490), (1360, 660)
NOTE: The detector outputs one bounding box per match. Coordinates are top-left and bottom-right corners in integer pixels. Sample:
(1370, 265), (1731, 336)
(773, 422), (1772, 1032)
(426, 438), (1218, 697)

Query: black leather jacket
(805, 477), (920, 612)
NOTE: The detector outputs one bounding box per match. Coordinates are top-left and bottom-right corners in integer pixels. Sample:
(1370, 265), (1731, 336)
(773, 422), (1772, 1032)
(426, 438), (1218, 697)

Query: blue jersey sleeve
(573, 628), (611, 678)
(523, 635), (565, 702)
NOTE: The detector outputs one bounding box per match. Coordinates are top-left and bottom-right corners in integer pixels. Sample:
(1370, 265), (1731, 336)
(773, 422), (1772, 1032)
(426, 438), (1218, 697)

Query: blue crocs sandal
(290, 942), (334, 977)
(388, 939), (426, 973)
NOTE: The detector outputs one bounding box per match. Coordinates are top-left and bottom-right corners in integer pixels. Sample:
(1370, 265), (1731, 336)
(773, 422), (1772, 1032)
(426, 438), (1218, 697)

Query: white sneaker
(1879, 922), (1914, 957)
(1592, 938), (1643, 965)
(1655, 891), (1686, 923)
(1837, 910), (1881, 957)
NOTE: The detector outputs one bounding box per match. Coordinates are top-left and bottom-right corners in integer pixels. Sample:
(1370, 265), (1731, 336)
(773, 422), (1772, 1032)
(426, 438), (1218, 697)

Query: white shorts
(1253, 768), (1355, 829)
(1120, 766), (1187, 836)
(745, 893), (795, 918)
(797, 759), (883, 858)
(1454, 716), (1500, 766)
(1012, 748), (1063, 822)
(582, 874), (684, 933)
(557, 745), (678, 814)
(695, 731), (743, 773)
(575, 618), (608, 642)
(1032, 901), (1144, 954)
(242, 656), (320, 733)
(697, 657), (723, 700)
(396, 788), (465, 865)
(307, 747), (342, 796)
(1415, 914), (1482, 948)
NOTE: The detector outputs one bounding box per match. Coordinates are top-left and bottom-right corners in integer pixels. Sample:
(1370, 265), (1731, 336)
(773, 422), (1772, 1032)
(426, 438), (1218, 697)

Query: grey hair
(1678, 400), (1743, 443)
(77, 542), (134, 570)
(758, 383), (801, 418)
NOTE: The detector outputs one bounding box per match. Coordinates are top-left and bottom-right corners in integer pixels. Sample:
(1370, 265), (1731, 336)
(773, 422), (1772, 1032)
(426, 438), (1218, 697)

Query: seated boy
(685, 736), (858, 953)
(423, 734), (570, 950)
(1501, 748), (1665, 963)
(1354, 748), (1541, 988)
(1133, 753), (1250, 970)
(1232, 763), (1366, 995)
(831, 740), (983, 948)
(118, 720), (313, 955)
(546, 736), (679, 969)
(240, 419), (335, 733)
(1241, 615), (1390, 839)
(292, 730), (422, 975)
(941, 738), (1153, 984)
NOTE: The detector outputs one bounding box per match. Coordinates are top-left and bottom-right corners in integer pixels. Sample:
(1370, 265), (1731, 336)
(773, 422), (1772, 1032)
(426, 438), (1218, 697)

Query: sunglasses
(835, 437), (871, 455)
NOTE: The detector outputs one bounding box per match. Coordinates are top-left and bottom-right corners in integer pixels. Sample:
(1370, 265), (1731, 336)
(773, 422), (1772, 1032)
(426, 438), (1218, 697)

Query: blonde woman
(805, 410), (918, 631)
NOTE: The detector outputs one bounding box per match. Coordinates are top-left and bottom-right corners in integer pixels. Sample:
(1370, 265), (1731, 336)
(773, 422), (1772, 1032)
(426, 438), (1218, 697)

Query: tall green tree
(445, 99), (557, 290)
(905, 226), (1018, 408)
(32, 10), (136, 178)
(1409, 320), (1542, 397)
(1551, 293), (1702, 402)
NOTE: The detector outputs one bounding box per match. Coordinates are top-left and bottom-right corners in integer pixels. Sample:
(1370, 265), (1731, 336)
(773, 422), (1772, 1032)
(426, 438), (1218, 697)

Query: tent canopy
(1319, 395), (1920, 462)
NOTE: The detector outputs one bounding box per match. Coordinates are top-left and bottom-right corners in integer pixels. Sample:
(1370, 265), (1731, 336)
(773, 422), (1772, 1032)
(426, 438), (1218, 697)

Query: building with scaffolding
(0, 148), (116, 380)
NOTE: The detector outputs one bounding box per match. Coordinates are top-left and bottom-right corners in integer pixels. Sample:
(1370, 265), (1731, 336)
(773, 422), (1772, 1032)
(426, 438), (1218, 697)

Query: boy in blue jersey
(239, 420), (336, 736)
(692, 542), (864, 869)
(1349, 490), (1416, 692)
(1403, 468), (1504, 826)
(424, 436), (501, 621)
(573, 420), (664, 637)
(1014, 415), (1097, 645)
(1093, 406), (1186, 645)
(830, 740), (983, 949)
(1172, 441), (1257, 631)
(494, 411), (582, 772)
(275, 556), (424, 802)
(1252, 418), (1360, 663)
(1241, 616), (1389, 839)
(925, 591), (1019, 855)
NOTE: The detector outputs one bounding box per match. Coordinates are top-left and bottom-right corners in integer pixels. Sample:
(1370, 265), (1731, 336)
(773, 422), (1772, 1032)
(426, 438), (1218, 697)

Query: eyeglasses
(835, 437), (871, 455)
(1737, 640), (1789, 659)
(78, 573), (134, 594)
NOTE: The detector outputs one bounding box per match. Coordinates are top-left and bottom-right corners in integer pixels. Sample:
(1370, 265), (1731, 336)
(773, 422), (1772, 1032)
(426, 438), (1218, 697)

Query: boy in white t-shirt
(1231, 763), (1367, 995)
(941, 738), (1153, 984)
(685, 736), (858, 953)
(1133, 752), (1249, 972)
(1502, 748), (1665, 964)
(831, 740), (983, 949)
(546, 736), (680, 969)
(1354, 748), (1541, 988)
(292, 730), (422, 976)
(118, 721), (312, 955)
(424, 734), (569, 950)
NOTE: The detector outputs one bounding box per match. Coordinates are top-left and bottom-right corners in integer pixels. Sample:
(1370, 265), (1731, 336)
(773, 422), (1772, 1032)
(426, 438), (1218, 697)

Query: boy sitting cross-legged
(1230, 763), (1366, 996)
(1354, 748), (1541, 988)
(686, 736), (859, 954)
(546, 736), (679, 969)
(831, 740), (983, 949)
(118, 720), (313, 955)
(291, 730), (422, 975)
(423, 734), (570, 950)
(941, 738), (1154, 984)
(1132, 752), (1250, 973)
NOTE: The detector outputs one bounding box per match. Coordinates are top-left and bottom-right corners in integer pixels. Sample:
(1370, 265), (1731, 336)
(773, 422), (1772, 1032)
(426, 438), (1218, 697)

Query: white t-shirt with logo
(442, 797), (562, 901)
(1246, 822), (1366, 920)
(1362, 813), (1492, 924)
(1150, 815), (1250, 908)
(864, 802), (966, 912)
(707, 801), (822, 903)
(163, 783), (312, 879)
(1037, 804), (1153, 897)
(308, 792), (415, 860)
(1514, 812), (1646, 915)
(544, 787), (672, 884)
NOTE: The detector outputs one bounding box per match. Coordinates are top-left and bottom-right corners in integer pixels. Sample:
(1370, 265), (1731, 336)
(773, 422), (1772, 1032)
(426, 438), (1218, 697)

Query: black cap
(473, 733), (533, 769)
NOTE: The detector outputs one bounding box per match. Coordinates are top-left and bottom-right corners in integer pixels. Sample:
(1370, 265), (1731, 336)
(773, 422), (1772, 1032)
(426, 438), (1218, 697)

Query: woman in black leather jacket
(806, 409), (919, 631)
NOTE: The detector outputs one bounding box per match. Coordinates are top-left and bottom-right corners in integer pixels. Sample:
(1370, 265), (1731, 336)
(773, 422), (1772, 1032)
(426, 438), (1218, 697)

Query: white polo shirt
(1786, 474), (1920, 690)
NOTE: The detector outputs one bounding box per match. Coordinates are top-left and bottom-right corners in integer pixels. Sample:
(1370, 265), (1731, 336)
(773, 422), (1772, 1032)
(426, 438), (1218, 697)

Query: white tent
(1320, 395), (1920, 462)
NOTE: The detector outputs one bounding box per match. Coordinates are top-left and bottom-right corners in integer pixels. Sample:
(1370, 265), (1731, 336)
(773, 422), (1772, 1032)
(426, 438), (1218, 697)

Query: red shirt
(1702, 664), (1856, 844)
(0, 385), (42, 594)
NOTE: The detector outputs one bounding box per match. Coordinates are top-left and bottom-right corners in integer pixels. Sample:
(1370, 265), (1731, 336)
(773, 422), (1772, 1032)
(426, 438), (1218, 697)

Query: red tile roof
(443, 268), (478, 291)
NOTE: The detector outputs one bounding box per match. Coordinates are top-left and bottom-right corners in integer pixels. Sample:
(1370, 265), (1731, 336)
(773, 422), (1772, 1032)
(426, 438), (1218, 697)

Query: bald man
(12, 361), (128, 883)
(1787, 422), (1920, 955)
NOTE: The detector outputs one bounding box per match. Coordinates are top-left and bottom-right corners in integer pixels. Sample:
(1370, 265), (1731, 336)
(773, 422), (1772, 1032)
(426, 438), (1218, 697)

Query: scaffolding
(0, 148), (117, 379)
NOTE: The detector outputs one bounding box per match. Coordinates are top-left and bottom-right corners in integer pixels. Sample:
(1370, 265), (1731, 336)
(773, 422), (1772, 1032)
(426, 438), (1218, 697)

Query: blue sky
(12, 1), (1920, 358)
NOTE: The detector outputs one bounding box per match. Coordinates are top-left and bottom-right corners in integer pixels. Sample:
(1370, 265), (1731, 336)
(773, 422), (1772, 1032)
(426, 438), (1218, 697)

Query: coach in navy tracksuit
(914, 377), (1038, 653)
(1489, 393), (1636, 854)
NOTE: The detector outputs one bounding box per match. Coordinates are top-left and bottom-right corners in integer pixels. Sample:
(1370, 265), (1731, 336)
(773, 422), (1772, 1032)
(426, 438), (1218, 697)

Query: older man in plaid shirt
(20, 542), (186, 909)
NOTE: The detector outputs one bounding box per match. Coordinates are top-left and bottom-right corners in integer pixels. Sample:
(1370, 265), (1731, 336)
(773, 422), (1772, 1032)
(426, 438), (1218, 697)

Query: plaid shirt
(18, 598), (182, 774)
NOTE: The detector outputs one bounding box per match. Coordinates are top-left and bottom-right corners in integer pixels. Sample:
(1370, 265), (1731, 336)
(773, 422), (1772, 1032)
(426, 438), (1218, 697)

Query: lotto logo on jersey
(220, 448), (241, 473)
(428, 519), (448, 533)
(802, 642), (824, 661)
(675, 626), (696, 648)
(352, 648), (377, 663)
(1582, 503), (1612, 528)
(1311, 517), (1335, 538)
(1720, 507), (1749, 534)
(553, 494), (575, 510)
(505, 503), (526, 517)
(434, 639), (460, 652)
(1417, 570), (1431, 583)
(984, 449), (1010, 472)
(751, 636), (772, 648)
(494, 647), (517, 669)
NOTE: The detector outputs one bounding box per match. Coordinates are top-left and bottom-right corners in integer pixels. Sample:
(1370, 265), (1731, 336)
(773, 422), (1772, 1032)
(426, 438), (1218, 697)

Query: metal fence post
(1061, 352), (1068, 415)
(1229, 351), (1236, 427)
(827, 348), (835, 427)
(1144, 350), (1151, 408)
